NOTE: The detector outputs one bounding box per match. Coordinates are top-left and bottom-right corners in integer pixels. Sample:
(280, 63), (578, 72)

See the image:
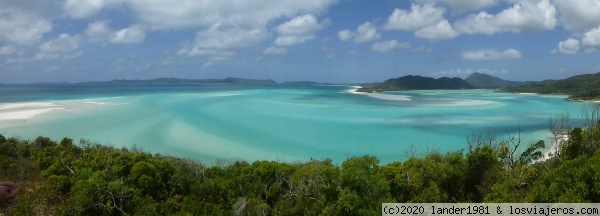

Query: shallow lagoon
(0, 84), (594, 164)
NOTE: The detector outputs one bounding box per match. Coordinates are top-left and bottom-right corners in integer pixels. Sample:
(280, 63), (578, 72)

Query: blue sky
(1, 0), (600, 84)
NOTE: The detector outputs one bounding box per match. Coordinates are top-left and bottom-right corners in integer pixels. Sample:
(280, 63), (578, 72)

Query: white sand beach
(0, 102), (65, 122)
(349, 86), (412, 101)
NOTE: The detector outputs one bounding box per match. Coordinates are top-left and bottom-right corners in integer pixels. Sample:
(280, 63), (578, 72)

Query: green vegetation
(357, 75), (473, 93)
(465, 73), (521, 89)
(502, 72), (600, 100)
(1, 105), (600, 215)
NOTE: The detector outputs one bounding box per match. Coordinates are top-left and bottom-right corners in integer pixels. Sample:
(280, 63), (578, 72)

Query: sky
(1, 0), (600, 84)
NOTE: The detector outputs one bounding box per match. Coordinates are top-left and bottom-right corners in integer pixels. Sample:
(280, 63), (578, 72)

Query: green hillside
(357, 75), (474, 92)
(503, 72), (600, 100)
(465, 73), (521, 89)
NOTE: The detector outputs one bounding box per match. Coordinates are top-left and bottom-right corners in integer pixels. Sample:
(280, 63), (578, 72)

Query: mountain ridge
(465, 73), (521, 89)
(356, 75), (474, 92)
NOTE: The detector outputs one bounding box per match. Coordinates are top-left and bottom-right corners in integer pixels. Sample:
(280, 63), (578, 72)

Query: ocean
(0, 83), (594, 164)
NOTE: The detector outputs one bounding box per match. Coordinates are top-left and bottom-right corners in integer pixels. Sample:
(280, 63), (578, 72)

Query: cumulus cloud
(582, 26), (600, 51)
(454, 0), (557, 35)
(275, 14), (327, 46)
(554, 0), (600, 31)
(415, 0), (498, 13)
(371, 40), (410, 53)
(555, 38), (580, 54)
(462, 49), (523, 60)
(62, 0), (338, 60)
(178, 25), (267, 60)
(337, 21), (380, 43)
(110, 25), (146, 44)
(31, 34), (83, 61)
(414, 20), (459, 41)
(84, 20), (112, 41)
(40, 34), (81, 52)
(0, 45), (16, 55)
(263, 47), (286, 55)
(338, 30), (353, 41)
(0, 1), (63, 17)
(384, 4), (445, 31)
(63, 0), (123, 19)
(0, 10), (52, 44)
(126, 0), (337, 30)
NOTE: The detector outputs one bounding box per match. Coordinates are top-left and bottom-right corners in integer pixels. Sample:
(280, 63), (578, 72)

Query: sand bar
(0, 102), (65, 122)
(349, 86), (412, 101)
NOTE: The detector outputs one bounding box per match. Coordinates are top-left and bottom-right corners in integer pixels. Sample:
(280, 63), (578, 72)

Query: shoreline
(506, 91), (600, 103)
(0, 97), (128, 128)
(348, 86), (412, 101)
(536, 134), (568, 162)
(0, 102), (66, 123)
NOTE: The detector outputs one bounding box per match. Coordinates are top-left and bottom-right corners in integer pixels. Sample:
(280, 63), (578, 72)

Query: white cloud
(33, 51), (82, 61)
(555, 38), (580, 54)
(354, 22), (380, 43)
(0, 45), (16, 55)
(337, 21), (380, 43)
(126, 0), (336, 30)
(416, 0), (498, 13)
(454, 0), (557, 35)
(40, 34), (81, 52)
(582, 26), (600, 51)
(63, 0), (123, 19)
(371, 40), (410, 53)
(338, 30), (353, 41)
(110, 25), (146, 44)
(85, 20), (112, 41)
(384, 4), (445, 31)
(432, 68), (508, 76)
(554, 0), (600, 31)
(275, 14), (327, 46)
(462, 48), (523, 60)
(414, 20), (459, 41)
(31, 34), (83, 61)
(0, 1), (63, 17)
(263, 47), (286, 55)
(63, 0), (337, 60)
(0, 10), (52, 44)
(178, 25), (267, 60)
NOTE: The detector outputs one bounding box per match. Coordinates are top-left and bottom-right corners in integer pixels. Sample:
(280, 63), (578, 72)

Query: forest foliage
(1, 105), (600, 215)
(357, 75), (474, 93)
(502, 72), (600, 100)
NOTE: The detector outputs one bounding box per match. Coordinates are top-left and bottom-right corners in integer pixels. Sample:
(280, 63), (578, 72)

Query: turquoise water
(0, 84), (595, 164)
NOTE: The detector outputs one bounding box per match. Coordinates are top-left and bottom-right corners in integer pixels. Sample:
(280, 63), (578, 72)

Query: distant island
(353, 72), (600, 102)
(465, 73), (521, 89)
(82, 77), (277, 85)
(502, 72), (600, 101)
(356, 75), (475, 93)
(7, 72), (600, 101)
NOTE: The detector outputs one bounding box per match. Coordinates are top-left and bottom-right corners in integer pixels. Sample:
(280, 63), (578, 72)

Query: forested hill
(357, 75), (474, 92)
(465, 73), (521, 89)
(502, 72), (600, 100)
